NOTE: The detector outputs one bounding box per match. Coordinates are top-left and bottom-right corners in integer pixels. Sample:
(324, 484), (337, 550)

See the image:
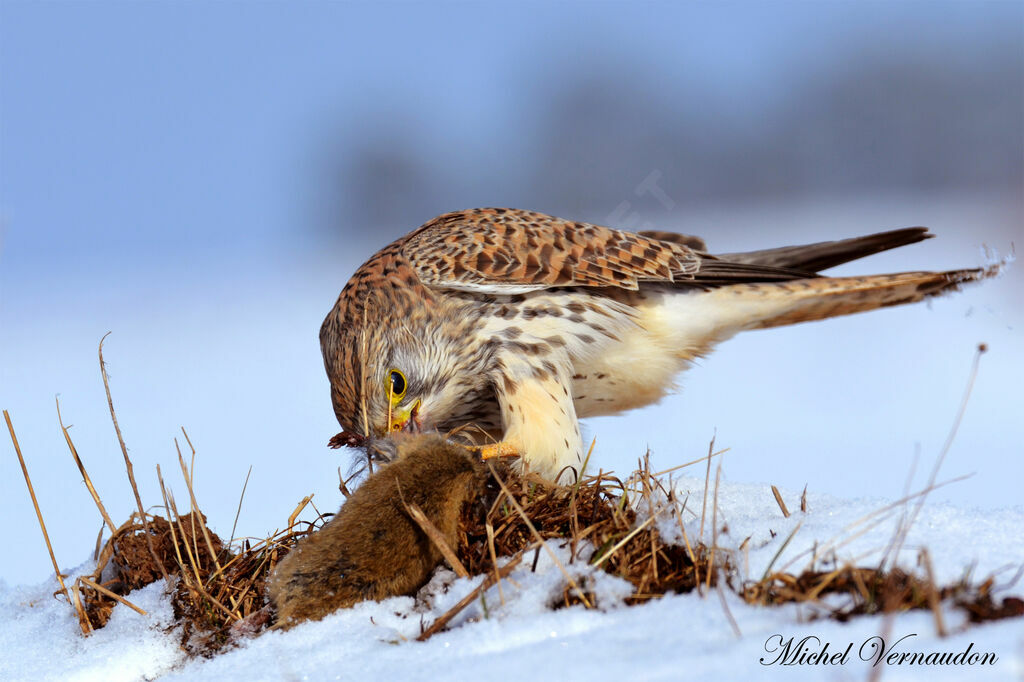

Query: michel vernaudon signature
(760, 634), (998, 667)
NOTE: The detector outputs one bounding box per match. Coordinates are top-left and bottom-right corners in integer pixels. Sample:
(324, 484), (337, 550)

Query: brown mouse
(268, 433), (488, 628)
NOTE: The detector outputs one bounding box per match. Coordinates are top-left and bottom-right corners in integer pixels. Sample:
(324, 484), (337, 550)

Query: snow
(2, 478), (1021, 681)
(0, 571), (179, 682)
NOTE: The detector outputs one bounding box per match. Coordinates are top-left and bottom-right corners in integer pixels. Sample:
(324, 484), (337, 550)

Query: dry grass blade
(69, 583), (94, 634)
(485, 522), (505, 605)
(920, 549), (946, 637)
(99, 333), (169, 582)
(670, 492), (697, 566)
(884, 345), (986, 571)
(760, 519), (803, 583)
(782, 473), (972, 574)
(771, 485), (791, 518)
(405, 501), (469, 578)
(590, 514), (657, 568)
(807, 515), (895, 576)
(229, 466), (253, 547)
(287, 495), (314, 530)
(867, 615), (895, 682)
(78, 577), (147, 616)
(93, 525), (105, 561)
(417, 551), (527, 642)
(156, 465), (187, 573)
(651, 446), (729, 478)
(337, 466), (352, 498)
(569, 438), (598, 503)
(166, 491), (239, 623)
(486, 461), (593, 609)
(175, 439), (224, 577)
(716, 581), (741, 637)
(706, 460), (724, 591)
(56, 398), (116, 533)
(167, 491), (205, 586)
(640, 454), (660, 584)
(803, 566), (846, 602)
(699, 434), (715, 540)
(4, 410), (87, 631)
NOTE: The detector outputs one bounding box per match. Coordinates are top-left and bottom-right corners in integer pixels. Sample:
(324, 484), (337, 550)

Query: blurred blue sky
(2, 1), (1020, 270)
(1, 2), (1021, 585)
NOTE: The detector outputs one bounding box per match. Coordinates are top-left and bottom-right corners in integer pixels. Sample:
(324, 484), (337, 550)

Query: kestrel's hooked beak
(389, 399), (422, 433)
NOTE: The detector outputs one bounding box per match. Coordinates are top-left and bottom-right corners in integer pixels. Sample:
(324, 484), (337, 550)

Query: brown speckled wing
(402, 208), (813, 293)
(401, 208), (703, 292)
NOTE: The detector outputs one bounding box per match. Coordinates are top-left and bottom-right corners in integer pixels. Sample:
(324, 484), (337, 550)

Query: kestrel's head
(320, 312), (467, 441)
(319, 262), (471, 445)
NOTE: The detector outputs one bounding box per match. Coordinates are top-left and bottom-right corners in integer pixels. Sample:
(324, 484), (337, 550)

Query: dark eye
(388, 369), (407, 399)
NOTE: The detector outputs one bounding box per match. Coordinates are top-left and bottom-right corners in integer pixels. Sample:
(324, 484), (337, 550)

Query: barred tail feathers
(741, 267), (994, 330)
(659, 266), (996, 360)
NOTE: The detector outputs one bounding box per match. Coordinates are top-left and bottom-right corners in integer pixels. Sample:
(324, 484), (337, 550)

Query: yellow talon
(475, 440), (521, 460)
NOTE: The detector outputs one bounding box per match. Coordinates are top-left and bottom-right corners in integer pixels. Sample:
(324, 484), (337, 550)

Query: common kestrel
(321, 208), (994, 482)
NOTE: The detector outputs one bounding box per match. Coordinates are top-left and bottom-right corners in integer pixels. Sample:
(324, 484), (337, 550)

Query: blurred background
(1, 1), (1021, 586)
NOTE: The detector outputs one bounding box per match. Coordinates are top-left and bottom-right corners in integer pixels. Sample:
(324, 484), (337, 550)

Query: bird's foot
(473, 439), (522, 460)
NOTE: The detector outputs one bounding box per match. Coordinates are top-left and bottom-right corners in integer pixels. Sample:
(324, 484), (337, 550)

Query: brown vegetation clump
(78, 503), (313, 655)
(6, 390), (1023, 659)
(456, 464), (719, 611)
(82, 513), (220, 629)
(744, 564), (1024, 627)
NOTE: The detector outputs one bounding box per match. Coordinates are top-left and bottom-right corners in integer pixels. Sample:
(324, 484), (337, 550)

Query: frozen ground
(1, 477), (1021, 681)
